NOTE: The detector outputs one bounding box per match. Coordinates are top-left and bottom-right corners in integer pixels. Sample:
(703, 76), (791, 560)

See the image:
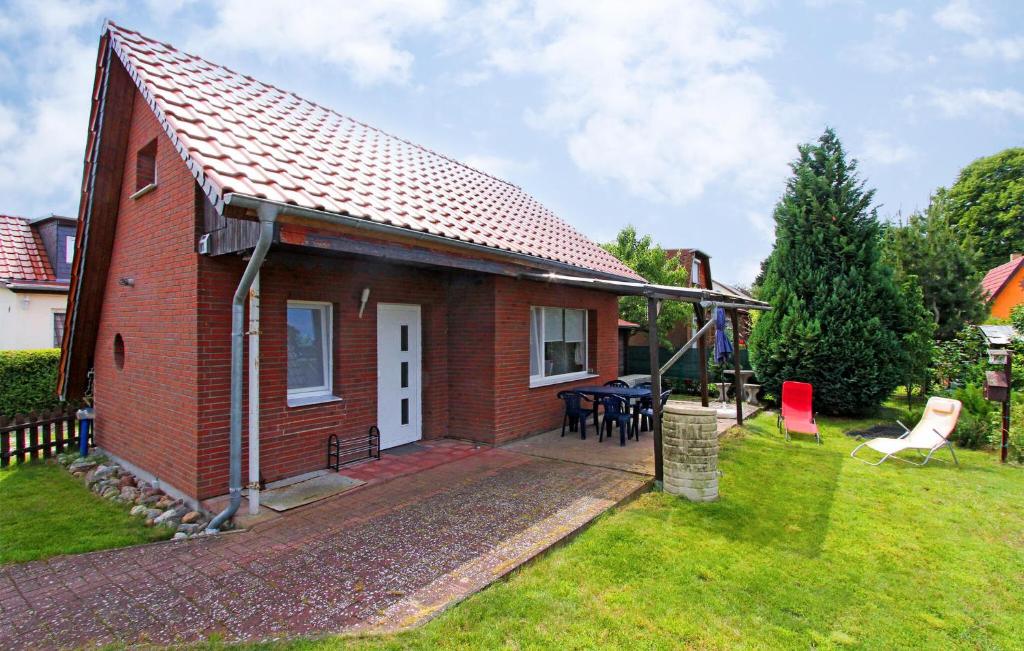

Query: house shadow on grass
(686, 419), (844, 559)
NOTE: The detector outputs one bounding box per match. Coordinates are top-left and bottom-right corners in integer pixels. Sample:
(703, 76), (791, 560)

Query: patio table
(573, 385), (653, 444)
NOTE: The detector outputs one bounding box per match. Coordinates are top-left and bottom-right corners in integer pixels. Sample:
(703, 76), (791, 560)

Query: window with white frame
(287, 301), (332, 399)
(530, 306), (587, 382)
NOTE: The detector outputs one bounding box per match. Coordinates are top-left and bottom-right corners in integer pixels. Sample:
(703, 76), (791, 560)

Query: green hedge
(0, 349), (62, 418)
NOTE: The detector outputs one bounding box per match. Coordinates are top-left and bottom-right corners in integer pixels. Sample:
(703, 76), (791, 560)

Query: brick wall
(93, 88), (202, 496)
(492, 277), (619, 444)
(446, 274), (496, 443)
(195, 253), (452, 498)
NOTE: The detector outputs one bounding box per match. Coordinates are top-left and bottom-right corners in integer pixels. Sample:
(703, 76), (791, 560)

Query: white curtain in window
(530, 308), (542, 376)
(564, 309), (584, 342)
(544, 307), (562, 341)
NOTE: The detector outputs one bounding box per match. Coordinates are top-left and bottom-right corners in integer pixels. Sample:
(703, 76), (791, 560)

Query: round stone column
(661, 402), (719, 501)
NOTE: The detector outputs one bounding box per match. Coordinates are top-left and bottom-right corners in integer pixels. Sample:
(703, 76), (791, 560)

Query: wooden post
(1002, 350), (1012, 463)
(695, 307), (709, 407)
(648, 297), (664, 483)
(731, 309), (743, 426)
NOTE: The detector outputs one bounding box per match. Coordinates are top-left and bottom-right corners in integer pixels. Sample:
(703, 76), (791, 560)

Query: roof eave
(5, 280), (69, 293)
(223, 193), (645, 284)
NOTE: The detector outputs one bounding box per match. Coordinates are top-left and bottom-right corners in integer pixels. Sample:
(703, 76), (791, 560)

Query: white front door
(377, 304), (422, 449)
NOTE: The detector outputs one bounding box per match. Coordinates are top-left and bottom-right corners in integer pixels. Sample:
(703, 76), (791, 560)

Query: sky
(0, 0), (1021, 285)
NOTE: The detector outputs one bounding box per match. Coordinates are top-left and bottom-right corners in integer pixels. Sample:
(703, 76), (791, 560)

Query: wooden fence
(0, 408), (90, 467)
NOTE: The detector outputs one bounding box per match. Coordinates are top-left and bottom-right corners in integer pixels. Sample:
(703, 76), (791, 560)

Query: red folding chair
(779, 381), (820, 444)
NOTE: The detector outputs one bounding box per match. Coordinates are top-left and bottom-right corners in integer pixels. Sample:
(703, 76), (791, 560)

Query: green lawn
(0, 461), (170, 564)
(236, 408), (1023, 650)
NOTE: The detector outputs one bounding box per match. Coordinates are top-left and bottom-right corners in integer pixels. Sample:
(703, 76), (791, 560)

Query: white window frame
(286, 300), (334, 404)
(529, 306), (594, 388)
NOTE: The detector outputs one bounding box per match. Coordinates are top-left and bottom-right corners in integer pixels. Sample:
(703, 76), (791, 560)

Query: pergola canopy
(524, 272), (770, 310)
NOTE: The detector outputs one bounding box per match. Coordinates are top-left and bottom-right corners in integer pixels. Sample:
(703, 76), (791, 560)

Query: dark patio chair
(600, 395), (633, 446)
(558, 390), (596, 439)
(638, 390), (672, 437)
(604, 379), (629, 388)
(632, 381), (652, 432)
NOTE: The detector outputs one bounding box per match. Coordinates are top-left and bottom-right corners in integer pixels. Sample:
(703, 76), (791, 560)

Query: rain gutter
(206, 203), (278, 533)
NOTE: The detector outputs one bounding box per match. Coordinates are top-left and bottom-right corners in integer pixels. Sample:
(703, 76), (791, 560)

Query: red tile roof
(982, 257), (1024, 300)
(105, 23), (642, 281)
(0, 215), (56, 283)
(618, 319), (639, 328)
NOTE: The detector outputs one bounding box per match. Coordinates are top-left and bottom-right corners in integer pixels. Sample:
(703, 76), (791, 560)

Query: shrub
(951, 384), (994, 449)
(931, 326), (987, 390)
(0, 349), (62, 417)
(1008, 396), (1024, 464)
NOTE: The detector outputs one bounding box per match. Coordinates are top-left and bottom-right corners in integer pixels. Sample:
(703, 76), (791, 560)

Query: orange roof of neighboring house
(981, 257), (1024, 301)
(618, 319), (639, 328)
(104, 22), (642, 281)
(0, 214), (56, 284)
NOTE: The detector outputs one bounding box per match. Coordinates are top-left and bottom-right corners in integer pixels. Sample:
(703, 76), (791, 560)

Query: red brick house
(58, 23), (655, 508)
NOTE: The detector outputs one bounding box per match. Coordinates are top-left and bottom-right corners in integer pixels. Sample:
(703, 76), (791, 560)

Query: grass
(229, 405), (1024, 650)
(0, 461), (170, 564)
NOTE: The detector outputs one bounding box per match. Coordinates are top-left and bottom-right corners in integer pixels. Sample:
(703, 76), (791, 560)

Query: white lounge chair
(850, 397), (962, 466)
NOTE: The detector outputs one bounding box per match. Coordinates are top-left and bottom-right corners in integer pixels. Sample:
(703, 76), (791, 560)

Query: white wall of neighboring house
(0, 286), (68, 350)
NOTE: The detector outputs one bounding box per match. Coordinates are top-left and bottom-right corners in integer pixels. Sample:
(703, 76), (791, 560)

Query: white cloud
(933, 0), (985, 35)
(198, 0), (450, 86)
(861, 131), (915, 165)
(465, 0), (813, 206)
(961, 36), (1024, 62)
(0, 0), (111, 218)
(847, 8), (922, 73)
(746, 210), (774, 237)
(875, 9), (912, 32)
(924, 87), (1024, 118)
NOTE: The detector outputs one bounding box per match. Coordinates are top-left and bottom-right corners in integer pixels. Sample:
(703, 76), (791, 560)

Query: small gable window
(133, 138), (157, 197)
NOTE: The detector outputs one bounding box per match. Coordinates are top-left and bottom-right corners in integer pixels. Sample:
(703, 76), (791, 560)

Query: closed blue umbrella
(714, 307), (733, 364)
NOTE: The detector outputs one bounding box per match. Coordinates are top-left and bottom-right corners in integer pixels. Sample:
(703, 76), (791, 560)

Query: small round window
(113, 333), (125, 370)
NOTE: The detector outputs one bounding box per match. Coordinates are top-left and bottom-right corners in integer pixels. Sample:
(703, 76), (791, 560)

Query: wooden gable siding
(59, 39), (136, 399)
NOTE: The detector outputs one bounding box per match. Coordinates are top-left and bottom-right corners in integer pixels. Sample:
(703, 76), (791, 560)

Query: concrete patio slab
(502, 401), (762, 474)
(0, 448), (647, 648)
(260, 473), (364, 512)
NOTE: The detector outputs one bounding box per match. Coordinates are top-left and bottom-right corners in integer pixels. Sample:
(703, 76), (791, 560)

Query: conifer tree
(749, 129), (908, 415)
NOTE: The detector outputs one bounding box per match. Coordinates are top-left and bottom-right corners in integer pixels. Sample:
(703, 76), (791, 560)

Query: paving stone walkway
(0, 449), (647, 649)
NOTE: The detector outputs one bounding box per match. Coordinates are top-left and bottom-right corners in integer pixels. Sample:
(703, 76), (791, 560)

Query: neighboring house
(0, 214), (75, 350)
(982, 254), (1024, 319)
(58, 23), (651, 503)
(711, 279), (755, 341)
(617, 319), (639, 375)
(628, 248), (712, 349)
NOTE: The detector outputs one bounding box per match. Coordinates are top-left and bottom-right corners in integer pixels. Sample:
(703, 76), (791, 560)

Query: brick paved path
(0, 449), (646, 649)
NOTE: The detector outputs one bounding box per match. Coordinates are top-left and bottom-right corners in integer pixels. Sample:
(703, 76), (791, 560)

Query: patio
(0, 446), (648, 648)
(503, 400), (760, 475)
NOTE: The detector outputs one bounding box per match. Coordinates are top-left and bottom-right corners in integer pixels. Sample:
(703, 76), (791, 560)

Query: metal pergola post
(648, 296), (664, 483)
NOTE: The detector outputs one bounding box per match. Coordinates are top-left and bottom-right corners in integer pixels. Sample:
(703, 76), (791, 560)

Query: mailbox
(984, 370), (1009, 402)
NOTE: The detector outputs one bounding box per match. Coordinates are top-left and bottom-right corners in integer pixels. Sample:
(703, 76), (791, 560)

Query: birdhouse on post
(984, 370), (1009, 403)
(979, 325), (1015, 463)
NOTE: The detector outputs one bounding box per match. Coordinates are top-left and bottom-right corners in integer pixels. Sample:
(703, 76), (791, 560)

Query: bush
(1009, 396), (1024, 464)
(951, 384), (995, 449)
(931, 326), (987, 390)
(0, 349), (62, 417)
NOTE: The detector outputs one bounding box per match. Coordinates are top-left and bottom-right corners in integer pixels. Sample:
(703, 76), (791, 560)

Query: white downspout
(247, 271), (261, 515)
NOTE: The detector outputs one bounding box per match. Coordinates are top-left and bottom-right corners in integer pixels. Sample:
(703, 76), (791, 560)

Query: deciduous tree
(603, 226), (690, 342)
